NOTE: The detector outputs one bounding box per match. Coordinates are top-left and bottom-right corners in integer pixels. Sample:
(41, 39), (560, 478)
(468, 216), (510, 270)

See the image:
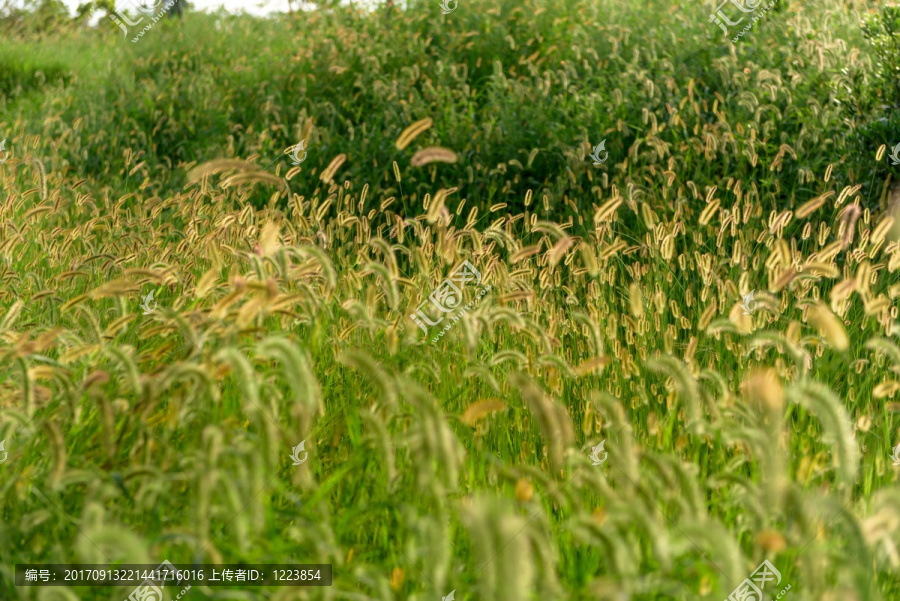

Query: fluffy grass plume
(2, 0), (900, 600)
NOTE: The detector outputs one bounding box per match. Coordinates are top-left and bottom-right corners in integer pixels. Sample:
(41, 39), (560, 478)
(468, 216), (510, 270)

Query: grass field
(2, 0), (900, 599)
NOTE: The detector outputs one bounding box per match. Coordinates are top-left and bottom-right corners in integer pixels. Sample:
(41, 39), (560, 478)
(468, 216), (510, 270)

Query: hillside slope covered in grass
(2, 0), (900, 600)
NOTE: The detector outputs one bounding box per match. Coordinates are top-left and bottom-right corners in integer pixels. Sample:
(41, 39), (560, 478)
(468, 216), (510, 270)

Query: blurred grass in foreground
(1, 0), (900, 600)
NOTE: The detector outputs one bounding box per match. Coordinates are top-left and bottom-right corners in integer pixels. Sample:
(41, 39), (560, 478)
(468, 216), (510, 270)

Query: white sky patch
(55, 0), (294, 17)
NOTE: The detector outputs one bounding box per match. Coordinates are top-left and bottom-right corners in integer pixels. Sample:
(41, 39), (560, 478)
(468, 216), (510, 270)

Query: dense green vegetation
(2, 0), (900, 600)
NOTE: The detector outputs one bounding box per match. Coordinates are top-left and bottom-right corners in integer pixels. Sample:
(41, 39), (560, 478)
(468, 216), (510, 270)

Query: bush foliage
(2, 1), (900, 601)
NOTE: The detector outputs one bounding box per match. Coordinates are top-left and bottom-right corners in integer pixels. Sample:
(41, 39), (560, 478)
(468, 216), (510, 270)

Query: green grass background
(1, 0), (900, 600)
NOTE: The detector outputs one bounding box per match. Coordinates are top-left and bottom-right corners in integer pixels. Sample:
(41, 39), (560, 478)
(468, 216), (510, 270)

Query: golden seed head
(390, 568), (404, 591)
(856, 415), (872, 432)
(756, 529), (787, 553)
(741, 368), (784, 413)
(728, 302), (753, 335)
(515, 478), (534, 502)
(808, 303), (849, 352)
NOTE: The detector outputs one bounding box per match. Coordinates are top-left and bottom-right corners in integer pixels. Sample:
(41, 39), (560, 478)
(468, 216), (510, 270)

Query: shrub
(835, 5), (900, 205)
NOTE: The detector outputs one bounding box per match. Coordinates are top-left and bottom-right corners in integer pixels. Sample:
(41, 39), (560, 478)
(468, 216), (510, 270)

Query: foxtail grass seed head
(756, 530), (787, 554)
(8, 8), (900, 599)
(839, 204), (862, 247)
(394, 117), (434, 150)
(742, 368), (785, 413)
(460, 399), (507, 426)
(628, 282), (644, 318)
(390, 568), (404, 591)
(320, 153), (347, 182)
(796, 192), (831, 219)
(410, 147), (458, 167)
(808, 303), (849, 351)
(515, 478), (534, 501)
(729, 302), (753, 334)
